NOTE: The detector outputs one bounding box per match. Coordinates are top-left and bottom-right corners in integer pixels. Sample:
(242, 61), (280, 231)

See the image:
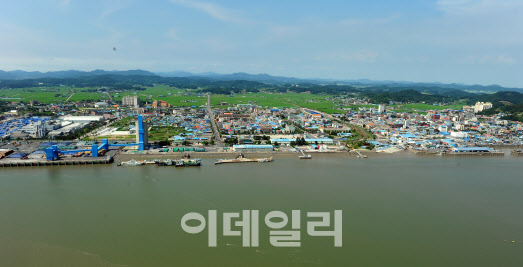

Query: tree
(182, 140), (192, 146)
(224, 138), (238, 146)
(158, 139), (171, 146)
(265, 140), (272, 145)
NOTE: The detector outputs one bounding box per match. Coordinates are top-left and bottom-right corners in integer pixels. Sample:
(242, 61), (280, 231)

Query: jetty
(0, 156), (114, 168)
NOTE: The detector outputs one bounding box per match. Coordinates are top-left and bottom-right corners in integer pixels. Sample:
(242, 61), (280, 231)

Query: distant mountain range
(156, 71), (309, 84)
(0, 69), (157, 79)
(1, 69), (521, 93)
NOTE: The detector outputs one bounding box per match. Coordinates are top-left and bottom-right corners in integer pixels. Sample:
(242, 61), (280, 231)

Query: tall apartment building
(378, 104), (386, 113)
(122, 96), (140, 108)
(474, 102), (493, 113)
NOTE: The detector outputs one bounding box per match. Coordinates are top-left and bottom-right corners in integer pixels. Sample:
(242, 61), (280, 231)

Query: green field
(0, 87), (76, 104)
(148, 126), (185, 140)
(1, 85), (465, 114)
(393, 103), (464, 111)
(210, 93), (346, 113)
(0, 85), (347, 113)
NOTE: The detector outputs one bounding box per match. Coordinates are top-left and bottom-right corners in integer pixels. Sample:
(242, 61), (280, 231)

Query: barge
(215, 153), (273, 164)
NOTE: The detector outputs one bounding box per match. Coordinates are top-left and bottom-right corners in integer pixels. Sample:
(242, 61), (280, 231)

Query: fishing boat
(175, 158), (202, 167)
(117, 159), (144, 166)
(174, 153), (202, 167)
(154, 159), (174, 166)
(215, 153), (273, 164)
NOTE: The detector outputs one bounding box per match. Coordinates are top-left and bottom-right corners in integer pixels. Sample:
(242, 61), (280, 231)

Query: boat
(175, 158), (202, 167)
(355, 151), (367, 158)
(118, 159), (144, 166)
(215, 153), (273, 164)
(175, 153), (202, 167)
(299, 150), (312, 159)
(154, 159), (174, 166)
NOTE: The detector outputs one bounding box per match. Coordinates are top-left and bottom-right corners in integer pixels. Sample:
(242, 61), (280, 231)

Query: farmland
(1, 84), (466, 114)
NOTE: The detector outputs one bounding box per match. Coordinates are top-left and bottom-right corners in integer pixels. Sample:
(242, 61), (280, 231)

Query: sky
(1, 0), (522, 87)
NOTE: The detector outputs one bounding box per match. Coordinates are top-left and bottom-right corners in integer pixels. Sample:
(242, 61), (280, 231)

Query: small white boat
(118, 159), (144, 166)
(299, 150), (312, 159)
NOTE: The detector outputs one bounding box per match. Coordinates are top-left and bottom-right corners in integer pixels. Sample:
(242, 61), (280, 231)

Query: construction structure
(136, 115), (148, 150)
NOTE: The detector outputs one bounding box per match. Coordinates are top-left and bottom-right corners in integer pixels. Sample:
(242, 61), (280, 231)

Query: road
(206, 94), (222, 143)
(66, 93), (75, 102)
(106, 91), (113, 103)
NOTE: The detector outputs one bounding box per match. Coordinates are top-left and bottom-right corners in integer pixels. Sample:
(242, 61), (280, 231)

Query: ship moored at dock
(215, 153), (273, 164)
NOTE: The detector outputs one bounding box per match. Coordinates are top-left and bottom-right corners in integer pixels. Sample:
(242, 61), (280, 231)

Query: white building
(48, 123), (83, 137)
(122, 96), (140, 108)
(95, 102), (109, 108)
(474, 102), (493, 113)
(378, 104), (386, 113)
(20, 121), (46, 138)
(450, 131), (469, 138)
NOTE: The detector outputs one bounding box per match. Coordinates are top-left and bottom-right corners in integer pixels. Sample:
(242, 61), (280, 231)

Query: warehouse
(59, 116), (104, 123)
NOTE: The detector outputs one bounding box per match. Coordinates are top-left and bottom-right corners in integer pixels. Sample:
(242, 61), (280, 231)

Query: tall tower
(136, 115), (148, 150)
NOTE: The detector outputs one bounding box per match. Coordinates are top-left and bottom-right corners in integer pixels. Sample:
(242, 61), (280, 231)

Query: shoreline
(2, 148), (522, 168)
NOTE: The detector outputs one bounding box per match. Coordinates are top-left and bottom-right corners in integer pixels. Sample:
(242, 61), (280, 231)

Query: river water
(1, 154), (522, 266)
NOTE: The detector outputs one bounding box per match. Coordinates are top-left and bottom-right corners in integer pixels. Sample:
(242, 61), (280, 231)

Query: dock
(0, 156), (114, 168)
(442, 152), (505, 157)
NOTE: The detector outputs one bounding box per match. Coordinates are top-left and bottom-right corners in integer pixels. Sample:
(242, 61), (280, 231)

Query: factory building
(60, 116), (104, 124)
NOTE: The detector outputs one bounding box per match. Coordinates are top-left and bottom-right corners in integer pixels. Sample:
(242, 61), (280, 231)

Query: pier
(442, 152), (505, 157)
(0, 156), (114, 168)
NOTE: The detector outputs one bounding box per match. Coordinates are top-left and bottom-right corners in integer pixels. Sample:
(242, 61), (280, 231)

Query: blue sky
(1, 0), (522, 87)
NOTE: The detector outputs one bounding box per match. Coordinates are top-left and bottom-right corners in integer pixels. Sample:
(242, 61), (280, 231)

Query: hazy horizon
(1, 0), (522, 87)
(0, 68), (519, 89)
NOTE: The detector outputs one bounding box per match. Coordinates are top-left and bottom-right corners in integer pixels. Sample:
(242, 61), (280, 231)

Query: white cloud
(169, 0), (243, 23)
(316, 50), (379, 63)
(496, 55), (517, 64)
(437, 0), (523, 15)
(60, 0), (72, 7)
(98, 0), (131, 22)
(166, 27), (178, 41)
(268, 25), (302, 37)
(458, 55), (517, 65)
(338, 15), (399, 27)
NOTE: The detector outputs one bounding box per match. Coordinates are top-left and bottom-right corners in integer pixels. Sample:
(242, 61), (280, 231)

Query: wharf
(413, 150), (441, 155)
(0, 156), (114, 168)
(511, 150), (523, 156)
(442, 152), (505, 157)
